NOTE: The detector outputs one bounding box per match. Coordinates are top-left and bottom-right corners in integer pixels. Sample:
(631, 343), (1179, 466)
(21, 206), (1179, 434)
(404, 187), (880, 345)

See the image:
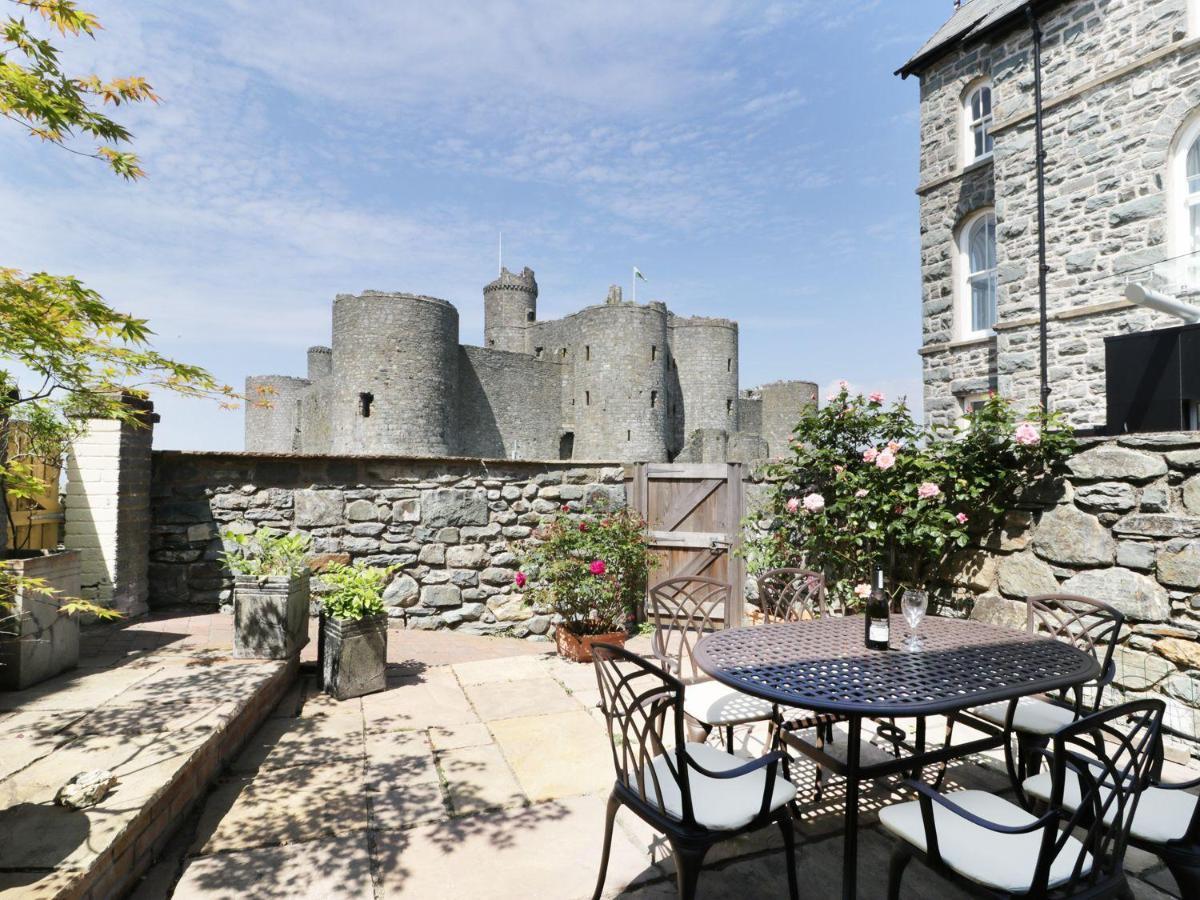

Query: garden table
(693, 614), (1100, 900)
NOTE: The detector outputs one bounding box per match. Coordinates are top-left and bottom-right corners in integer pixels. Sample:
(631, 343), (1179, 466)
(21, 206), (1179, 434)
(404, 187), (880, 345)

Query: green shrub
(221, 527), (311, 577)
(517, 500), (656, 636)
(320, 562), (389, 621)
(744, 387), (1074, 610)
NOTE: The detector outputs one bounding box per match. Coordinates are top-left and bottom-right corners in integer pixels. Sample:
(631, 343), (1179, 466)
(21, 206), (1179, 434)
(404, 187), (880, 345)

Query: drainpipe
(1027, 5), (1051, 413)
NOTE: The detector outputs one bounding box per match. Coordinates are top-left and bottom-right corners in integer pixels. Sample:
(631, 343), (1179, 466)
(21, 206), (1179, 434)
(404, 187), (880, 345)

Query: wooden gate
(631, 462), (747, 626)
(4, 429), (63, 551)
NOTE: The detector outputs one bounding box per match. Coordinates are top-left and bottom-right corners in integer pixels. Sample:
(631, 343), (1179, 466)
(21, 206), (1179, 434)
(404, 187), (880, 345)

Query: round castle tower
(329, 291), (460, 456)
(483, 267), (537, 354)
(307, 346), (332, 380)
(244, 375), (310, 452)
(572, 301), (670, 461)
(670, 316), (740, 436)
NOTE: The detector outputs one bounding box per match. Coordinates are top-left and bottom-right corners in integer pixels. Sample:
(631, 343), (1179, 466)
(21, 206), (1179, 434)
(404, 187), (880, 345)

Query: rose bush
(743, 387), (1074, 610)
(517, 499), (657, 636)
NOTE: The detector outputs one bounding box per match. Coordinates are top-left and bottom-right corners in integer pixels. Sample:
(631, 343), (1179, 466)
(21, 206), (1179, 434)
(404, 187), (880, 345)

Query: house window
(650, 390), (657, 408)
(964, 81), (994, 164)
(956, 391), (992, 431)
(726, 398), (734, 414)
(585, 391), (590, 406)
(958, 210), (997, 337)
(651, 345), (657, 361)
(534, 346), (544, 358)
(585, 345), (591, 361)
(359, 392), (374, 417)
(726, 358), (732, 372)
(1170, 113), (1200, 272)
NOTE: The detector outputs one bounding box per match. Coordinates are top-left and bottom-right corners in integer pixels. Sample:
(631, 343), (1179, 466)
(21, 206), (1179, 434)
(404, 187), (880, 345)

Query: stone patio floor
(81, 613), (1185, 900)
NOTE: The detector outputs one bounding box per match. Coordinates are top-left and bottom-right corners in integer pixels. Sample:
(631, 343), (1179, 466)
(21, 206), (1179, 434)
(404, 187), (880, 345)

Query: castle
(244, 267), (816, 462)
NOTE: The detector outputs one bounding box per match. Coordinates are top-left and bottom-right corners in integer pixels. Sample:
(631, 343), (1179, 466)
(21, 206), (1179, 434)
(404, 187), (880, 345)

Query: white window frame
(1169, 112), (1200, 264)
(962, 80), (994, 166)
(1191, 0), (1200, 37)
(956, 208), (998, 340)
(955, 391), (992, 431)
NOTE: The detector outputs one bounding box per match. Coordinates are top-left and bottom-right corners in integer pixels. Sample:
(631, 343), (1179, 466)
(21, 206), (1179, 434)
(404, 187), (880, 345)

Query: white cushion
(683, 679), (776, 727)
(879, 790), (1091, 892)
(971, 696), (1077, 736)
(642, 741), (796, 831)
(1023, 769), (1198, 845)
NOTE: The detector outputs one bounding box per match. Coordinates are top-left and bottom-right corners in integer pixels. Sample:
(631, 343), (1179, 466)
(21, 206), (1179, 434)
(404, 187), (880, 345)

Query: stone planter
(322, 612), (387, 700)
(233, 574), (310, 659)
(0, 550), (82, 690)
(554, 625), (627, 663)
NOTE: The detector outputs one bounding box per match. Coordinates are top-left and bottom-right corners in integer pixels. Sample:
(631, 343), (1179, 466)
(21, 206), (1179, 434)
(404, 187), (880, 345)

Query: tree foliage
(743, 387), (1075, 611)
(1, 0), (235, 622)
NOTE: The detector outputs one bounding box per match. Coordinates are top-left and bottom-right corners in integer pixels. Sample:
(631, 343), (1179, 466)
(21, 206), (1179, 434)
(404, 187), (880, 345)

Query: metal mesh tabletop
(693, 615), (1100, 718)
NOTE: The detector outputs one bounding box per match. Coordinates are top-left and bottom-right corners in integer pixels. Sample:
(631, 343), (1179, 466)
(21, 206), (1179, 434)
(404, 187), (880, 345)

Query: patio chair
(882, 698), (1164, 899)
(1022, 720), (1200, 896)
(756, 568), (844, 798)
(647, 576), (778, 754)
(946, 593), (1124, 799)
(590, 642), (799, 900)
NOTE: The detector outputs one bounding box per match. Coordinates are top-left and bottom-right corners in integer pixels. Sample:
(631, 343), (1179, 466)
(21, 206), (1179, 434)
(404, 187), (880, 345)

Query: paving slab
(190, 760), (369, 854)
(438, 742), (526, 815)
(464, 675), (582, 721)
(0, 710), (86, 780)
(362, 669), (477, 731)
(373, 793), (661, 899)
(0, 663), (159, 711)
(429, 722), (494, 751)
(0, 867), (85, 899)
(173, 833), (374, 900)
(233, 713), (365, 774)
(490, 709), (613, 801)
(452, 654), (553, 686)
(365, 730), (446, 829)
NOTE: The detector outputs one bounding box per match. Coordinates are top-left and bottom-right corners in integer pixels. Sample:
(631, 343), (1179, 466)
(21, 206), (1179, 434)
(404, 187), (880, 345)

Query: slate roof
(896, 0), (1045, 78)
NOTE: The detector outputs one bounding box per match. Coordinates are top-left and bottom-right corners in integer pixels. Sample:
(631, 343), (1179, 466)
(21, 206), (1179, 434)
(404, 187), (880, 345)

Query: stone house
(899, 0), (1200, 428)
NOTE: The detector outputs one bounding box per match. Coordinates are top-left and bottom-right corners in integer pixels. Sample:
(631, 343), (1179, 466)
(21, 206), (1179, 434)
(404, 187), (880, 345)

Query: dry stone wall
(955, 433), (1200, 735)
(149, 452), (627, 638)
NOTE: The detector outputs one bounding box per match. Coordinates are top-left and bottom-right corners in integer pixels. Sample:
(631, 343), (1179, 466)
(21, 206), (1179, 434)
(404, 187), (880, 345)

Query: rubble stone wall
(149, 451), (627, 638)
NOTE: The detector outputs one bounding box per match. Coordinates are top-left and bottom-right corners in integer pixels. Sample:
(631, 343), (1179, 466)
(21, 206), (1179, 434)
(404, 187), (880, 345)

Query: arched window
(964, 81), (994, 164)
(1170, 115), (1200, 263)
(958, 210), (997, 338)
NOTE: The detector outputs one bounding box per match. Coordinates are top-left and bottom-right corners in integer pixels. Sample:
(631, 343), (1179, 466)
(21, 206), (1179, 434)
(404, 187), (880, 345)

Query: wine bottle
(864, 566), (890, 651)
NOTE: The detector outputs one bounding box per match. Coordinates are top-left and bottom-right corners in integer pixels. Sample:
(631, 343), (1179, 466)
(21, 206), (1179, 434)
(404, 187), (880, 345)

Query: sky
(1, 0), (955, 451)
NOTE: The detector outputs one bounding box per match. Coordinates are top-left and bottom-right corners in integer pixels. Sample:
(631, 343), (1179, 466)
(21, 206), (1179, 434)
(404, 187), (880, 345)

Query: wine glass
(901, 589), (928, 652)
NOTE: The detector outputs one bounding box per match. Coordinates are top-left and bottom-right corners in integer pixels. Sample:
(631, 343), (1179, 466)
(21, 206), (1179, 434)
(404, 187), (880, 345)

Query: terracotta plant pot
(555, 625), (627, 663)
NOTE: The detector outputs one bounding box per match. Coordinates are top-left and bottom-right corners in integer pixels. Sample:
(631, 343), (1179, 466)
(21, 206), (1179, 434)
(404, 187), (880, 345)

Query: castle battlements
(245, 266), (816, 462)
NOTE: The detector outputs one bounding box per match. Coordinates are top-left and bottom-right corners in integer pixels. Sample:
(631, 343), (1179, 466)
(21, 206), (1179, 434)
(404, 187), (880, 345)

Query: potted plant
(518, 502), (655, 663)
(319, 562), (389, 700)
(222, 527), (311, 659)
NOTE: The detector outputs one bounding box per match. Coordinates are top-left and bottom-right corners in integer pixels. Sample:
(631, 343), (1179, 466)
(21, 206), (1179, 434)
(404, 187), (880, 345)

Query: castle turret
(330, 291), (459, 456)
(572, 301), (670, 461)
(245, 375), (310, 452)
(307, 345), (332, 380)
(483, 267), (537, 354)
(670, 316), (740, 437)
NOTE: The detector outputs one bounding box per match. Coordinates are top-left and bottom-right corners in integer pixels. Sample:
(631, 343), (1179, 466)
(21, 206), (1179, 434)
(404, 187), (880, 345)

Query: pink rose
(833, 464), (844, 474)
(1015, 423), (1041, 446)
(802, 493), (825, 513)
(853, 583), (871, 599)
(855, 488), (868, 498)
(869, 391), (885, 404)
(786, 497), (801, 513)
(887, 441), (901, 453)
(838, 380), (849, 391)
(862, 447), (878, 463)
(589, 559), (607, 575)
(876, 449), (896, 470)
(514, 571), (527, 588)
(956, 512), (969, 525)
(917, 482), (941, 500)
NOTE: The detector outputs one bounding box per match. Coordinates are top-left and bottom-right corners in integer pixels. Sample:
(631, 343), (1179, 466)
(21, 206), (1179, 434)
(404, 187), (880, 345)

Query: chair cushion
(642, 742), (796, 831)
(1023, 770), (1198, 845)
(683, 679), (776, 727)
(970, 696), (1077, 735)
(879, 790), (1091, 892)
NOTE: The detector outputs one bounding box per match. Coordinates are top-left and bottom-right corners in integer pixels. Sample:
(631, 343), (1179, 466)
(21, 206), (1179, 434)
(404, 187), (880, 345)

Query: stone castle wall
(246, 268), (816, 464)
(148, 451), (627, 637)
(912, 0), (1199, 428)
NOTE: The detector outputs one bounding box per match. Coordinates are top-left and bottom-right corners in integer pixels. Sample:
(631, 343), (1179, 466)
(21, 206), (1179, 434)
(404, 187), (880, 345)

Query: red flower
(579, 522), (589, 532)
(560, 504), (570, 512)
(514, 571), (527, 588)
(589, 559), (607, 576)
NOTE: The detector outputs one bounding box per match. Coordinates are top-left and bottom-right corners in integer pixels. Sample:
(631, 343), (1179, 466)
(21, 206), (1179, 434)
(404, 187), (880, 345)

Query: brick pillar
(63, 398), (158, 617)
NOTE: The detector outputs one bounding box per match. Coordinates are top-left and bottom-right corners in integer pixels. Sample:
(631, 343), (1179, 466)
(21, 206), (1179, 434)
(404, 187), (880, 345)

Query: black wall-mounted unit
(1105, 322), (1200, 434)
